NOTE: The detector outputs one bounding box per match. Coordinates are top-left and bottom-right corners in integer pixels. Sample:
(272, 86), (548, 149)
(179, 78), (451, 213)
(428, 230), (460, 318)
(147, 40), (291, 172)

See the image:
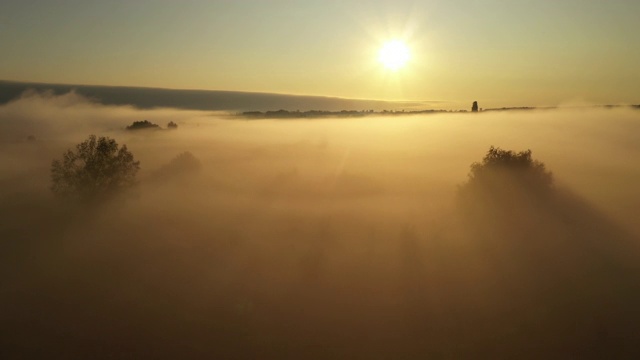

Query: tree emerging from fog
(126, 120), (160, 130)
(464, 146), (553, 191)
(457, 146), (554, 217)
(149, 151), (201, 183)
(51, 135), (140, 202)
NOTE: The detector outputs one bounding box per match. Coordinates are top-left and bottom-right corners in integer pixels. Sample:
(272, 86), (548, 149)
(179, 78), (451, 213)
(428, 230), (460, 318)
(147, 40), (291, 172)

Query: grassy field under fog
(2, 92), (640, 359)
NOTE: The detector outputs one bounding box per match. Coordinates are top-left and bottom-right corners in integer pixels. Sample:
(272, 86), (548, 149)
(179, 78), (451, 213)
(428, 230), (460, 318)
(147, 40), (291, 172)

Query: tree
(167, 121), (178, 129)
(51, 135), (140, 202)
(465, 146), (553, 191)
(126, 120), (160, 130)
(457, 146), (554, 222)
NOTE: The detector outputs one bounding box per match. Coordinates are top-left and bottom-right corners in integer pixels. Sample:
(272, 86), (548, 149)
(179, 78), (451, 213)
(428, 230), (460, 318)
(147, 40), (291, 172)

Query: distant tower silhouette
(472, 101), (479, 112)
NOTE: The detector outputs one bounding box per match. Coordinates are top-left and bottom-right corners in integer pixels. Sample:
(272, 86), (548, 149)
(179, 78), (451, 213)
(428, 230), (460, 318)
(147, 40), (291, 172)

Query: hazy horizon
(0, 79), (451, 112)
(2, 80), (638, 114)
(2, 1), (640, 358)
(1, 1), (638, 107)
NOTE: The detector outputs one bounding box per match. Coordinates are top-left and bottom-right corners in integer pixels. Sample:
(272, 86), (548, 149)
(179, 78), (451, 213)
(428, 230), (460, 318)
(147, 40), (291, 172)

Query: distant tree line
(240, 109), (455, 119)
(126, 120), (178, 130)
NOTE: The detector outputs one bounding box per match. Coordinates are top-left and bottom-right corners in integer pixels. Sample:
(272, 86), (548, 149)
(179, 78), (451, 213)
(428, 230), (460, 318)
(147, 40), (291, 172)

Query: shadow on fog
(419, 148), (640, 358)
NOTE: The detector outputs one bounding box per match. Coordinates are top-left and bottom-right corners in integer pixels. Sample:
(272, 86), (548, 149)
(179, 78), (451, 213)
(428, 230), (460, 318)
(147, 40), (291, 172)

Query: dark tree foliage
(457, 146), (554, 222)
(464, 146), (553, 192)
(167, 121), (178, 129)
(51, 135), (140, 202)
(126, 120), (160, 130)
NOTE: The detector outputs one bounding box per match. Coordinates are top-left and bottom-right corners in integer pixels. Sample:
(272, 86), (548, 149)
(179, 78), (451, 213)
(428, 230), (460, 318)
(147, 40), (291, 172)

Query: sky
(1, 0), (639, 108)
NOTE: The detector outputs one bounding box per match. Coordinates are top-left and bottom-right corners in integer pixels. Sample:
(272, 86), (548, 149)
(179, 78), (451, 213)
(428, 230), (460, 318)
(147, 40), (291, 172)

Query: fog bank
(2, 93), (640, 358)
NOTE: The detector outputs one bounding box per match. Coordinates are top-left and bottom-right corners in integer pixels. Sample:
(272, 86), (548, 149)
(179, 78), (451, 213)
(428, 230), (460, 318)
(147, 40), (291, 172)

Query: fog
(2, 92), (640, 358)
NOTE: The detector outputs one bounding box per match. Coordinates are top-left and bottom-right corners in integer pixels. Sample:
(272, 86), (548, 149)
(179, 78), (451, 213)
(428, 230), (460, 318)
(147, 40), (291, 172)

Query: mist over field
(2, 92), (640, 358)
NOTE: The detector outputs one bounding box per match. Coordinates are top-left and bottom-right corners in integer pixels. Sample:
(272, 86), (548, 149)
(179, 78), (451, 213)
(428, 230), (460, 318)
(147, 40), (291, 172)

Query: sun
(378, 40), (410, 71)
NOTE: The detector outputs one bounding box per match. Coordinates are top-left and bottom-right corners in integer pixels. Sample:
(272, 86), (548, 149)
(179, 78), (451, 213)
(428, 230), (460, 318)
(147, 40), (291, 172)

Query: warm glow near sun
(378, 40), (410, 71)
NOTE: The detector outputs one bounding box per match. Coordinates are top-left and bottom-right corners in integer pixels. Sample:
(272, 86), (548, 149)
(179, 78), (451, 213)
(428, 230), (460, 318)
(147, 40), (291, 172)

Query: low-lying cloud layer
(2, 92), (640, 358)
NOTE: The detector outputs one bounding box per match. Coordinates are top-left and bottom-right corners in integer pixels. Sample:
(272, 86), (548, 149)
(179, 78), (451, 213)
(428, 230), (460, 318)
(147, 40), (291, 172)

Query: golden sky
(1, 0), (638, 108)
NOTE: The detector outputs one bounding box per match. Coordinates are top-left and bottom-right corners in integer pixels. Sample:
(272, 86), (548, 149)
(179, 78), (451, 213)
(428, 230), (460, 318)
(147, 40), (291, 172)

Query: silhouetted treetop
(51, 135), (140, 202)
(126, 120), (160, 130)
(461, 146), (553, 198)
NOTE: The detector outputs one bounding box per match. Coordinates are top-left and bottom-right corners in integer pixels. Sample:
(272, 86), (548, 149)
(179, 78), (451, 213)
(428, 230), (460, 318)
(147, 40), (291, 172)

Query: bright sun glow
(378, 40), (410, 71)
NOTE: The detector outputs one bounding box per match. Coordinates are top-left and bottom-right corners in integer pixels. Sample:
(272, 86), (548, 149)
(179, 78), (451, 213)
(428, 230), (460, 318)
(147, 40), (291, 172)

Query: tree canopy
(51, 135), (140, 202)
(465, 146), (553, 191)
(126, 120), (160, 130)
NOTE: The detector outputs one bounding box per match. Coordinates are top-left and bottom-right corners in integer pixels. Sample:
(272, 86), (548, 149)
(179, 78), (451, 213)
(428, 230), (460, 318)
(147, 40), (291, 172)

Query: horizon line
(0, 78), (449, 105)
